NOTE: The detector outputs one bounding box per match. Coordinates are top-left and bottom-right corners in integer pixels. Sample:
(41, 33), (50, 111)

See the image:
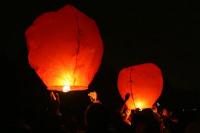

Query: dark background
(1, 0), (200, 129)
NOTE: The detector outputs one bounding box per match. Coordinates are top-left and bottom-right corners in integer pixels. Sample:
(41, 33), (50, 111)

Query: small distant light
(192, 108), (197, 111)
(182, 109), (185, 112)
(156, 102), (160, 107)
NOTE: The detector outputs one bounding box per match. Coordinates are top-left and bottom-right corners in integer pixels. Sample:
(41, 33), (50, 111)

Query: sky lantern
(118, 63), (163, 110)
(25, 5), (103, 92)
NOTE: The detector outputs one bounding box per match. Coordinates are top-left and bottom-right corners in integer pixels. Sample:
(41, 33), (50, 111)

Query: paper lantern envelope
(26, 5), (103, 92)
(118, 63), (163, 109)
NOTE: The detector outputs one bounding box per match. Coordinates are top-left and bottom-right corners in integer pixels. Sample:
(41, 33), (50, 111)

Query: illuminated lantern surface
(118, 63), (163, 110)
(26, 5), (103, 92)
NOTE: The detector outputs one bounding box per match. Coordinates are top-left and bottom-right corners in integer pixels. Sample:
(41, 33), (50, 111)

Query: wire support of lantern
(130, 67), (136, 109)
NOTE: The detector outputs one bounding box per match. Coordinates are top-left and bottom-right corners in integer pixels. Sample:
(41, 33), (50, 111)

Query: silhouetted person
(112, 93), (132, 133)
(185, 120), (200, 133)
(160, 107), (179, 133)
(120, 93), (132, 125)
(84, 103), (111, 133)
(131, 108), (161, 133)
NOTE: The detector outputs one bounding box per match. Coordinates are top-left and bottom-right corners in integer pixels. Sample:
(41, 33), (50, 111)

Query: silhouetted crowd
(6, 91), (200, 133)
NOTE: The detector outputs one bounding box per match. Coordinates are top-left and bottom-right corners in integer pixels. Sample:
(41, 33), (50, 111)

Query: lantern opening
(62, 83), (70, 92)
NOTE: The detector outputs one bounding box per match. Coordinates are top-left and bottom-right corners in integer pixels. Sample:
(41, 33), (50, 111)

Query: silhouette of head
(132, 108), (160, 133)
(85, 103), (109, 131)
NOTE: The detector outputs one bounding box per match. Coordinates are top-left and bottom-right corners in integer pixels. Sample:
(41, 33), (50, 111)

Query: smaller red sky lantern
(118, 63), (163, 110)
(25, 5), (103, 92)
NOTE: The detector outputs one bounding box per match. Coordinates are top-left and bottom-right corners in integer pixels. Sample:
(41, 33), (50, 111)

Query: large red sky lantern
(118, 63), (163, 110)
(25, 5), (103, 92)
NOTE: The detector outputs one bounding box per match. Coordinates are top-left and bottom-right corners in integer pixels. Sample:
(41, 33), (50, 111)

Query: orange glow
(26, 5), (103, 92)
(118, 63), (163, 110)
(135, 100), (144, 109)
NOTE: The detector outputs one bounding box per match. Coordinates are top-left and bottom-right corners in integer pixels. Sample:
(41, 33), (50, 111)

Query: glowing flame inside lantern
(56, 73), (73, 88)
(135, 101), (144, 110)
(63, 82), (70, 92)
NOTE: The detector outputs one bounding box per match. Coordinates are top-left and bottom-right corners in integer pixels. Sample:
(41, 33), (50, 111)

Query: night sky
(1, 0), (200, 125)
